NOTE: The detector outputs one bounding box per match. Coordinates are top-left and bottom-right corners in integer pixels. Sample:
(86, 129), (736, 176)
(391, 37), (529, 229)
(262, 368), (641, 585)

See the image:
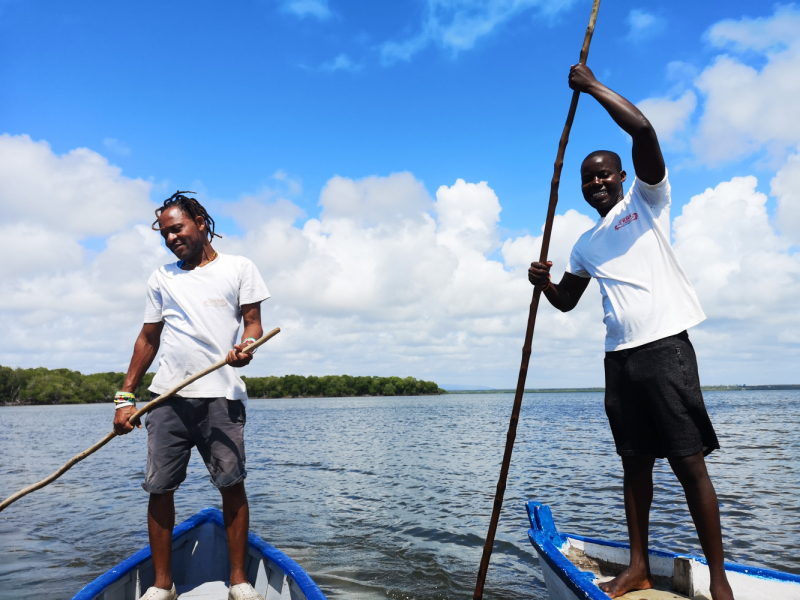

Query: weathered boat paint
(526, 500), (800, 600)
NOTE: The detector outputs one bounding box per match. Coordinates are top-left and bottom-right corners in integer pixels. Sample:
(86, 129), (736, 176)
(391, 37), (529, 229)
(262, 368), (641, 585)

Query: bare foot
(709, 579), (734, 600)
(598, 567), (655, 598)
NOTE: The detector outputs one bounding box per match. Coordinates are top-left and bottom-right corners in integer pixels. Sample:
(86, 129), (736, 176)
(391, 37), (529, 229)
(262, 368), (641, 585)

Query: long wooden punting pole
(0, 327), (281, 513)
(472, 2), (602, 597)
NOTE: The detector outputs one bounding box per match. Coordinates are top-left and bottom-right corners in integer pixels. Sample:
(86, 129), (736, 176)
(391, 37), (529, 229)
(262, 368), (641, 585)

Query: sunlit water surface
(1, 391), (798, 600)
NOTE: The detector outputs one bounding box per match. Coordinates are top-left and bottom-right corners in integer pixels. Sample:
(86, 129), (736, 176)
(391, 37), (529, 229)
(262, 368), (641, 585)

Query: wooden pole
(0, 327), (281, 513)
(472, 2), (602, 597)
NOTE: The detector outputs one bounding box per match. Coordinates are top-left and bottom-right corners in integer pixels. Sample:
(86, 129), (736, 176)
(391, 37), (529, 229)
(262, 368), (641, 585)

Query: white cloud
(0, 136), (167, 371)
(637, 90), (697, 144)
(0, 136), (608, 387)
(672, 174), (800, 380)
(216, 173), (606, 386)
(691, 6), (800, 164)
(626, 9), (663, 42)
(705, 4), (800, 53)
(4, 134), (800, 388)
(279, 0), (330, 19)
(771, 147), (800, 245)
(381, 0), (575, 64)
(319, 53), (363, 73)
(0, 134), (152, 237)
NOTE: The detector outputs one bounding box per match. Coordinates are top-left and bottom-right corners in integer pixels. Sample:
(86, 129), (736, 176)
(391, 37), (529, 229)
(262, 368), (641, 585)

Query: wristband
(115, 391), (136, 409)
(538, 273), (552, 292)
(243, 337), (258, 354)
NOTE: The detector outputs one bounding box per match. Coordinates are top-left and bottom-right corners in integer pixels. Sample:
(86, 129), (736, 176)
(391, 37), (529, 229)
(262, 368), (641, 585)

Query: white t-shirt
(144, 253), (270, 401)
(566, 172), (706, 351)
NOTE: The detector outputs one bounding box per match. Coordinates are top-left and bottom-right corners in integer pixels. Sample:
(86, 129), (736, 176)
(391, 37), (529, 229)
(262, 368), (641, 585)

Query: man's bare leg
(669, 452), (734, 600)
(148, 491), (176, 590)
(220, 481), (250, 586)
(600, 455), (656, 598)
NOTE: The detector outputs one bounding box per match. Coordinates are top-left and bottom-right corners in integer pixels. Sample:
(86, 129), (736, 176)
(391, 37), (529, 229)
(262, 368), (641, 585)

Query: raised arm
(113, 321), (164, 435)
(569, 65), (665, 185)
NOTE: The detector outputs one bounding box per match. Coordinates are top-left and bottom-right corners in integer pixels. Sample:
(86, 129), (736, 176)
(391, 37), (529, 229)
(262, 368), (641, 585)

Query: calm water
(1, 391), (798, 599)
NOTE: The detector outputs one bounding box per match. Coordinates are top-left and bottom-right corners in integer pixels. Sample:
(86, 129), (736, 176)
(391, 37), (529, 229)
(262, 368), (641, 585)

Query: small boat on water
(72, 507), (326, 600)
(526, 500), (800, 600)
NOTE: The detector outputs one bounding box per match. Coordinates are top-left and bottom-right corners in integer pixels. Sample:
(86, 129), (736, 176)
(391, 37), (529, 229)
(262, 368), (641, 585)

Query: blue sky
(1, 0), (778, 226)
(2, 0), (799, 387)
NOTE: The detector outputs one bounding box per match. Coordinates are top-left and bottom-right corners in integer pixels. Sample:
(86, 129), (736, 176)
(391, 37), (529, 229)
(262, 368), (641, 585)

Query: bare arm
(528, 261), (591, 312)
(113, 322), (164, 435)
(569, 65), (666, 185)
(226, 302), (264, 368)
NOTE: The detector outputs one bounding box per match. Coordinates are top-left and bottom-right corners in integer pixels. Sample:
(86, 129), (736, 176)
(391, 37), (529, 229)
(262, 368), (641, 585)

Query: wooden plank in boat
(177, 580), (229, 599)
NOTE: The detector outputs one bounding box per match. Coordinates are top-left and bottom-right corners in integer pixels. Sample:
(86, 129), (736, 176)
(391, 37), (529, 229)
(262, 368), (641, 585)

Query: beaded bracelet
(114, 391), (136, 410)
(243, 337), (258, 354)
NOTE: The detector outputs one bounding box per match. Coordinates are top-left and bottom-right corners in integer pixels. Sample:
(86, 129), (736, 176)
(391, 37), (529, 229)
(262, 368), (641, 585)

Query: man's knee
(669, 451), (709, 485)
(148, 490), (175, 508)
(220, 481), (247, 504)
(622, 454), (655, 476)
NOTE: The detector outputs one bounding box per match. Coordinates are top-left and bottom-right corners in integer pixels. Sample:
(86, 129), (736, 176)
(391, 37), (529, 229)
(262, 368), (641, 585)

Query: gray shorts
(143, 395), (247, 494)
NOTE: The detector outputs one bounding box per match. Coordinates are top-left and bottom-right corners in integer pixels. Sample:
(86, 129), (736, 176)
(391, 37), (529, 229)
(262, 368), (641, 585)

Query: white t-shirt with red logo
(566, 171), (706, 351)
(143, 253), (270, 401)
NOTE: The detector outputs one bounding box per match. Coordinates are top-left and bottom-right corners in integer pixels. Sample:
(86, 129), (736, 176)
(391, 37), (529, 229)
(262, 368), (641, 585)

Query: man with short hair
(528, 66), (734, 600)
(113, 191), (270, 600)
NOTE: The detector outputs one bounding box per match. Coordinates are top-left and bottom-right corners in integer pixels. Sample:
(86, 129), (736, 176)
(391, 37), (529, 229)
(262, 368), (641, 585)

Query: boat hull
(72, 508), (326, 600)
(526, 500), (800, 600)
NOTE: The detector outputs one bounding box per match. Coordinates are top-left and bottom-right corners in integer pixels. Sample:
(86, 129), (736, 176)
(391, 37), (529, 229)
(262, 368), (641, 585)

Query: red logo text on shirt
(614, 212), (638, 230)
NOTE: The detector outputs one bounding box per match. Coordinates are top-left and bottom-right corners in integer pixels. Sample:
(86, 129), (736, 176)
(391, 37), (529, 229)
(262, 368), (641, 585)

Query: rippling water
(1, 391), (798, 599)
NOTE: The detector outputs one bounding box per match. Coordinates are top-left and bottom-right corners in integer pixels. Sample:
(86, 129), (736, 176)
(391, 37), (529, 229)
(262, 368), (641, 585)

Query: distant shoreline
(443, 384), (800, 394)
(3, 385), (798, 406)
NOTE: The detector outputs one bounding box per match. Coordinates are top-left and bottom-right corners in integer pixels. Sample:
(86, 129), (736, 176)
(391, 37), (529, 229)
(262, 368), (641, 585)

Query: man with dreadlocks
(112, 191), (271, 600)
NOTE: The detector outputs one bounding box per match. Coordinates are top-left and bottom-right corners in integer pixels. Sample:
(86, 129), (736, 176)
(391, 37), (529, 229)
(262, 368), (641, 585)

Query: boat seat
(594, 576), (695, 600)
(176, 580), (229, 600)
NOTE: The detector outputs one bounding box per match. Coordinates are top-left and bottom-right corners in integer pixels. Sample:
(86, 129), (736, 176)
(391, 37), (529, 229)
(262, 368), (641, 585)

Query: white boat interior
(560, 534), (800, 600)
(81, 510), (312, 600)
(527, 501), (800, 600)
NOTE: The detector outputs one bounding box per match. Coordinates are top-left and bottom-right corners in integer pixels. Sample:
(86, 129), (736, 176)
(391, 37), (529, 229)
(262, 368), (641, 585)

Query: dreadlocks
(153, 191), (222, 241)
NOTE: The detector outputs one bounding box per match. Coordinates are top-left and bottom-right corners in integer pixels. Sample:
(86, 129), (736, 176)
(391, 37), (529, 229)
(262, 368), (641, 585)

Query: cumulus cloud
(672, 174), (800, 380)
(692, 5), (800, 164)
(0, 134), (152, 237)
(637, 90), (697, 144)
(705, 4), (800, 53)
(381, 0), (576, 64)
(0, 135), (609, 387)
(0, 135), (166, 371)
(771, 147), (800, 245)
(217, 173), (606, 386)
(4, 132), (799, 388)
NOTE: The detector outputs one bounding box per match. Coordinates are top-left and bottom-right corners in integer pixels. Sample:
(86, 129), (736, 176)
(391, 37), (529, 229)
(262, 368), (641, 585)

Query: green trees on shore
(0, 366), (443, 405)
(242, 374), (443, 398)
(0, 366), (154, 405)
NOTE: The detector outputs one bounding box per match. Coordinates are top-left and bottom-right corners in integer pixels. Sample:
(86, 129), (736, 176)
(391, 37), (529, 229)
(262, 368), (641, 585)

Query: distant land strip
(445, 384), (800, 394)
(0, 365), (444, 405)
(1, 364), (796, 405)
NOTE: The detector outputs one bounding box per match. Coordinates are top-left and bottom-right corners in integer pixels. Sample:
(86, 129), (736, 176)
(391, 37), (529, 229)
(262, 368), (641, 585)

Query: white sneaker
(140, 584), (178, 600)
(228, 582), (265, 600)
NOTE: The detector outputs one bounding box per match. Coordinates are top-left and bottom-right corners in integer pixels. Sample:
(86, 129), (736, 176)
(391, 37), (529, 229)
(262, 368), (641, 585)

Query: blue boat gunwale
(72, 507), (326, 600)
(525, 500), (800, 588)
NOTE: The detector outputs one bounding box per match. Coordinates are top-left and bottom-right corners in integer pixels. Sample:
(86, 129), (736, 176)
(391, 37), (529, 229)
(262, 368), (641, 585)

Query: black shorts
(604, 331), (720, 459)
